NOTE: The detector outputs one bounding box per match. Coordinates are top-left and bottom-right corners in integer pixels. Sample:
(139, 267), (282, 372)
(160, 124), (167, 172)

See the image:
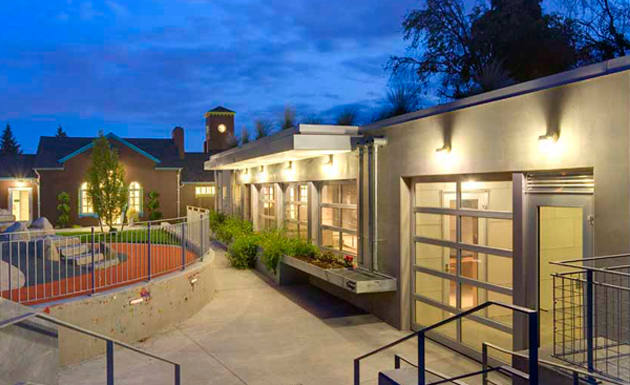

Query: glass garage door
(412, 179), (514, 359)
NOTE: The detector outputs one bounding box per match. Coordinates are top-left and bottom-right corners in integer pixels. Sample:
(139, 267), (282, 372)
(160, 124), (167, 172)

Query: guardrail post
(528, 311), (539, 385)
(418, 332), (426, 385)
(91, 227), (96, 294)
(181, 222), (186, 271)
(200, 217), (204, 259)
(175, 364), (181, 385)
(482, 343), (488, 385)
(147, 223), (152, 281)
(107, 340), (114, 385)
(586, 269), (595, 380)
(394, 354), (401, 369)
(353, 359), (360, 385)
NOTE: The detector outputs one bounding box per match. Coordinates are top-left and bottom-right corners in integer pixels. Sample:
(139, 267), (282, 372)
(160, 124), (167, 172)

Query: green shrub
(215, 216), (253, 245)
(286, 236), (319, 260)
(209, 210), (227, 232)
(318, 250), (339, 264)
(56, 191), (71, 229)
(259, 229), (290, 273)
(227, 234), (259, 269)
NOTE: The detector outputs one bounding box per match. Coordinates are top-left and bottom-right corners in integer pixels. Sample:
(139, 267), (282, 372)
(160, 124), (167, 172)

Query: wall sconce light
(286, 161), (293, 170)
(436, 144), (451, 154)
(259, 165), (265, 173)
(322, 155), (334, 174)
(538, 132), (559, 153)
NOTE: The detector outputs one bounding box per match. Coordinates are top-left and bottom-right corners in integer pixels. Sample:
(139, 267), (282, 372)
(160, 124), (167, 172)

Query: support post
(175, 364), (181, 385)
(106, 340), (114, 385)
(418, 332), (426, 385)
(147, 223), (152, 281)
(586, 270), (595, 378)
(91, 227), (96, 294)
(394, 354), (401, 369)
(200, 217), (204, 259)
(354, 359), (360, 385)
(482, 343), (488, 385)
(181, 222), (186, 271)
(528, 312), (539, 385)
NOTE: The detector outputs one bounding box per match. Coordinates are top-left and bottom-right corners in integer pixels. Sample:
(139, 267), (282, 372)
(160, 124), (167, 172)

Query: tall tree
(335, 107), (360, 126)
(85, 134), (128, 232)
(254, 119), (273, 139)
(0, 124), (22, 155)
(389, 0), (579, 98)
(281, 106), (296, 130)
(561, 0), (630, 62)
(56, 125), (68, 138)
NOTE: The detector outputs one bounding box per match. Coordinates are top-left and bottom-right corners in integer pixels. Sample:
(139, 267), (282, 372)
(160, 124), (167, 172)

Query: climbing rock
(43, 236), (61, 261)
(30, 217), (55, 236)
(2, 222), (30, 242)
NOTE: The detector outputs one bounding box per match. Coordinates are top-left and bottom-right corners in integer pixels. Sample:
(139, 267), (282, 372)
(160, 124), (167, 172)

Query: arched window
(79, 182), (94, 215)
(128, 182), (143, 214)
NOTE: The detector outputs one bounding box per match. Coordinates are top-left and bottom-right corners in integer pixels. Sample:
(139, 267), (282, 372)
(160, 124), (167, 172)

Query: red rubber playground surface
(0, 243), (200, 306)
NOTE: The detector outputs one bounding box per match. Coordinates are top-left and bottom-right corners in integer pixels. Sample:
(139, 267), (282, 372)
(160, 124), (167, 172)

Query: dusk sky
(0, 0), (422, 153)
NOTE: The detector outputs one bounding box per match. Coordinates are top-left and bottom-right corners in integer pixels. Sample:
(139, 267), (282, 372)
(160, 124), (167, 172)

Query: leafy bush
(209, 210), (227, 232)
(318, 251), (339, 264)
(286, 236), (319, 260)
(215, 216), (253, 245)
(147, 191), (163, 221)
(258, 229), (290, 273)
(227, 233), (259, 269)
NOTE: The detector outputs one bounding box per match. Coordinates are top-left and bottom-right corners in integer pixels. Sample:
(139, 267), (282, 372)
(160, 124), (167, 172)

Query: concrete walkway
(59, 245), (486, 385)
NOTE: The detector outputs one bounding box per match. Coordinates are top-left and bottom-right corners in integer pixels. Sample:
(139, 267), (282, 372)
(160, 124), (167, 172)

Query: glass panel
(415, 271), (456, 307)
(461, 181), (512, 212)
(460, 217), (512, 250)
(415, 243), (455, 275)
(342, 233), (358, 255)
(298, 225), (308, 240)
(286, 222), (298, 237)
(415, 213), (456, 240)
(299, 185), (308, 202)
(299, 205), (308, 222)
(321, 229), (340, 250)
(461, 318), (512, 363)
(472, 253), (513, 288)
(321, 184), (340, 204)
(341, 209), (357, 231)
(415, 301), (457, 340)
(460, 285), (512, 326)
(342, 183), (357, 204)
(285, 204), (297, 221)
(414, 182), (456, 208)
(286, 185), (296, 201)
(321, 207), (340, 227)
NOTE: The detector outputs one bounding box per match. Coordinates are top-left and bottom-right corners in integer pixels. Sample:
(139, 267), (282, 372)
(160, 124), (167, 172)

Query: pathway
(59, 245), (484, 385)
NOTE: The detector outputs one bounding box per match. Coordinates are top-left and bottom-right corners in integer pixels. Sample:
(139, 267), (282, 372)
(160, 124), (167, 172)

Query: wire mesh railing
(0, 213), (210, 305)
(552, 254), (630, 383)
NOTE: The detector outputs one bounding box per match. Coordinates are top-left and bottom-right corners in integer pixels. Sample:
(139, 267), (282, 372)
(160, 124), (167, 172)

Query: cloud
(105, 1), (129, 18)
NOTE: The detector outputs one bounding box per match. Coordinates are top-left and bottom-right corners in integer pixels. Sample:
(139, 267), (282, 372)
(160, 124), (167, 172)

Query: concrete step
(379, 367), (447, 385)
(65, 253), (105, 266)
(92, 257), (120, 270)
(58, 243), (90, 258)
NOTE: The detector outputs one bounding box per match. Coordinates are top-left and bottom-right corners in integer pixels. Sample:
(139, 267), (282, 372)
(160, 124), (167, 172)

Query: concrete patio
(59, 245), (492, 385)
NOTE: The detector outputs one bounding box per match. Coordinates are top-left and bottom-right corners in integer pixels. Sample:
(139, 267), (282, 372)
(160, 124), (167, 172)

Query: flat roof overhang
(205, 124), (360, 171)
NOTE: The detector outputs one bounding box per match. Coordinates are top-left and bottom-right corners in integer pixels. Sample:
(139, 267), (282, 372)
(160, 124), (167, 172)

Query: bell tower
(204, 106), (235, 153)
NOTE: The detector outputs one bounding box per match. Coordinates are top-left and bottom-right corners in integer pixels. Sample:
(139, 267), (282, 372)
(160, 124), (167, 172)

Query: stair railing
(353, 301), (538, 385)
(0, 311), (181, 385)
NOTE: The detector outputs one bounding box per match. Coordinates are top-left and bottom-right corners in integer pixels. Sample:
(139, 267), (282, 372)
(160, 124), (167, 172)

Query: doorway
(527, 194), (593, 348)
(9, 187), (32, 222)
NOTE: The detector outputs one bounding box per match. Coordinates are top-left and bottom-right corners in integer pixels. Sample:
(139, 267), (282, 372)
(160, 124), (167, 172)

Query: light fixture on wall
(436, 144), (451, 154)
(538, 132), (559, 153)
(322, 155), (334, 174)
(286, 161), (293, 170)
(240, 169), (250, 183)
(259, 165), (265, 173)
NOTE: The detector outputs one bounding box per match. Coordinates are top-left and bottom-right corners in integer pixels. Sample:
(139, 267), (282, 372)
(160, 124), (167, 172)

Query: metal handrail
(483, 342), (626, 385)
(394, 354), (475, 385)
(0, 311), (180, 384)
(353, 301), (538, 385)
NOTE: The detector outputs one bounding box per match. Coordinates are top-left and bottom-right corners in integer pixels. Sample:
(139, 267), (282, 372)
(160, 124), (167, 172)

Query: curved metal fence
(0, 213), (210, 305)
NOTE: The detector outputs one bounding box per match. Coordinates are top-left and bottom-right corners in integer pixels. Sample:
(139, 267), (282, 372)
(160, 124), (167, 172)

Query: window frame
(128, 181), (143, 215)
(284, 183), (309, 239)
(259, 184), (276, 230)
(318, 180), (358, 257)
(195, 185), (216, 197)
(78, 182), (96, 218)
(411, 178), (515, 341)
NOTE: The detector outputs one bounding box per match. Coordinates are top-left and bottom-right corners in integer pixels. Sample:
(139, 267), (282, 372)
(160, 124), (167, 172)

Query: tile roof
(181, 152), (216, 182)
(206, 106), (235, 114)
(0, 154), (36, 178)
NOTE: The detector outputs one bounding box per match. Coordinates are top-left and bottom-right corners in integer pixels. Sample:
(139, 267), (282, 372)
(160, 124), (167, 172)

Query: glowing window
(128, 182), (143, 213)
(79, 182), (94, 215)
(195, 186), (215, 197)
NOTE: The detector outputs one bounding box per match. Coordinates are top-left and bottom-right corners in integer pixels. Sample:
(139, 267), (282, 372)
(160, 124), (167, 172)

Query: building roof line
(361, 55), (630, 133)
(57, 133), (162, 164)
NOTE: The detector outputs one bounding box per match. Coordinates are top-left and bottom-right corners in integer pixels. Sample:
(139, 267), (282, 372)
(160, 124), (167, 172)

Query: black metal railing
(0, 311), (181, 385)
(552, 254), (630, 383)
(353, 301), (539, 385)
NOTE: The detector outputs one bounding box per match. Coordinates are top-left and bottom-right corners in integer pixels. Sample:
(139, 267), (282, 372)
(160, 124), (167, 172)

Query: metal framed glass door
(526, 194), (593, 349)
(9, 188), (31, 222)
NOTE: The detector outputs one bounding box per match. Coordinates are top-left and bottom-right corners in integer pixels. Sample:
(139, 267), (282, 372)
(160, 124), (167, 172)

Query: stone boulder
(0, 209), (15, 223)
(0, 222), (13, 233)
(1, 222), (30, 242)
(30, 217), (55, 236)
(42, 236), (61, 261)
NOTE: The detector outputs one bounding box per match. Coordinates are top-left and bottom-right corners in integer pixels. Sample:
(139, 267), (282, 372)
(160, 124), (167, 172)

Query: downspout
(367, 137), (388, 273)
(34, 169), (41, 219)
(177, 169), (182, 218)
(357, 145), (365, 267)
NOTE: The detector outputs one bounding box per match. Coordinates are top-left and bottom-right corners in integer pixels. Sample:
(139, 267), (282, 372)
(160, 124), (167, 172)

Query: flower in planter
(344, 255), (354, 268)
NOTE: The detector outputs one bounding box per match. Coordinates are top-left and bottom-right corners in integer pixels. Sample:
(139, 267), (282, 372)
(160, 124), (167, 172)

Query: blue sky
(0, 0), (421, 153)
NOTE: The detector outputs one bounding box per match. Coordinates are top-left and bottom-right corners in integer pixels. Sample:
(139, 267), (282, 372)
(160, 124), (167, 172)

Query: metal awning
(205, 124), (359, 170)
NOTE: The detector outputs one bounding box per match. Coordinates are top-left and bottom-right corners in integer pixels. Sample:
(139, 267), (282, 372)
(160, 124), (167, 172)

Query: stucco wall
(38, 141), (179, 226)
(180, 184), (216, 213)
(36, 249), (216, 366)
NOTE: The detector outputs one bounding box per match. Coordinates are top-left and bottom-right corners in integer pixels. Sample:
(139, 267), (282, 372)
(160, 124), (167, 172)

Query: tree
(85, 134), (128, 232)
(56, 192), (71, 229)
(254, 119), (273, 139)
(0, 124), (22, 155)
(281, 106), (296, 130)
(389, 0), (579, 98)
(561, 0), (630, 62)
(371, 82), (423, 122)
(240, 126), (250, 146)
(146, 191), (163, 221)
(225, 132), (238, 149)
(335, 107), (360, 126)
(56, 125), (68, 138)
